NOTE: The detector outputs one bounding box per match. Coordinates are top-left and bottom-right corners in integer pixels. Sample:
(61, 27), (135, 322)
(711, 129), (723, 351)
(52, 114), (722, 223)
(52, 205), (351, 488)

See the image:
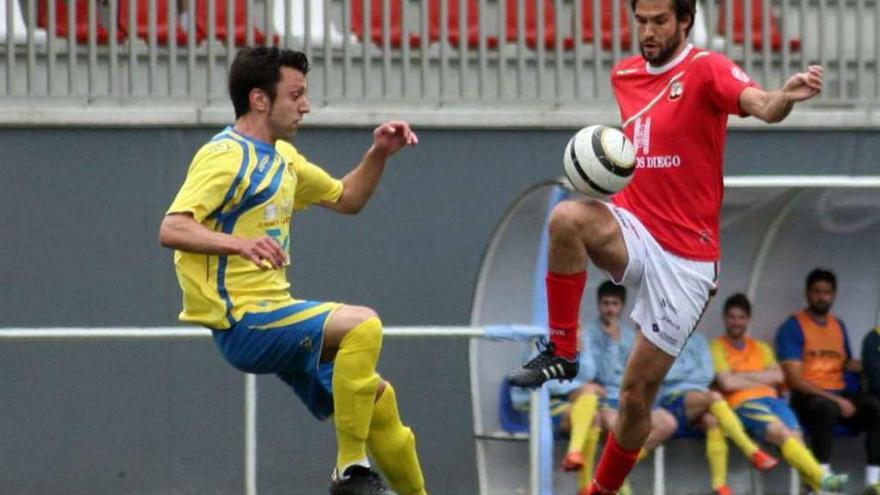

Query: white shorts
(601, 203), (718, 357)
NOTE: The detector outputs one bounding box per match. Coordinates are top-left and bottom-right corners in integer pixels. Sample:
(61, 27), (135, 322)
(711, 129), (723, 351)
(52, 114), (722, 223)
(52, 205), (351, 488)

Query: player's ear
(249, 88), (269, 113)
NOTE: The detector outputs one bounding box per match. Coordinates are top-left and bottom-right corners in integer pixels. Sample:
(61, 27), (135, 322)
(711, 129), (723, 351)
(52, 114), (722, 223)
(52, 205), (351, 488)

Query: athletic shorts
(735, 397), (801, 440)
(211, 299), (341, 421)
(601, 203), (718, 357)
(659, 390), (705, 438)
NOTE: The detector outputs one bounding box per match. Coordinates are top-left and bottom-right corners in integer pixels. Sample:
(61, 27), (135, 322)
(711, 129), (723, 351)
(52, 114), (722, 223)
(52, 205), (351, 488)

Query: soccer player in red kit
(507, 0), (824, 492)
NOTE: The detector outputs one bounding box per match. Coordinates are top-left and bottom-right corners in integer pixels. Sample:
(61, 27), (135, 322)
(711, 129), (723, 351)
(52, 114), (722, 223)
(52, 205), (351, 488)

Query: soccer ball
(563, 125), (637, 199)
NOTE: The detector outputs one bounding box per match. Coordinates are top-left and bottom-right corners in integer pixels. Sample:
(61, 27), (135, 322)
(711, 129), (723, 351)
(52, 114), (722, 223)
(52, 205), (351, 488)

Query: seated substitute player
(159, 47), (426, 495)
(507, 0), (824, 490)
(660, 330), (778, 495)
(776, 269), (880, 493)
(711, 293), (847, 493)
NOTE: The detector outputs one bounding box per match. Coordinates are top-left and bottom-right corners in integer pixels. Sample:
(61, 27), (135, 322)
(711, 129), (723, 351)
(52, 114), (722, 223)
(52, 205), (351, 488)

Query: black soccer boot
(507, 338), (579, 388)
(329, 465), (397, 495)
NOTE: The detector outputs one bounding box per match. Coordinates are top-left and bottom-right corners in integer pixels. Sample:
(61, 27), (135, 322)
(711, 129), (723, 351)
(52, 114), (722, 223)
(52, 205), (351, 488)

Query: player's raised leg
(322, 304), (394, 494)
(508, 200), (628, 387)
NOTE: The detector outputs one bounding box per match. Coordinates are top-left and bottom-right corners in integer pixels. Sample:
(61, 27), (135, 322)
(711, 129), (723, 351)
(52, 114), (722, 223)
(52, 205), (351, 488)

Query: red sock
(590, 431), (641, 494)
(546, 271), (586, 360)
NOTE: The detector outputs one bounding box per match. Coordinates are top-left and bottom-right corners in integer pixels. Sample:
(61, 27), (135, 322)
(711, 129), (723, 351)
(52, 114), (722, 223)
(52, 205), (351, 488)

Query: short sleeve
(275, 142), (343, 210)
(700, 53), (759, 117)
(293, 159), (343, 209)
(167, 140), (244, 222)
(710, 339), (730, 373)
(757, 340), (777, 366)
(775, 316), (805, 362)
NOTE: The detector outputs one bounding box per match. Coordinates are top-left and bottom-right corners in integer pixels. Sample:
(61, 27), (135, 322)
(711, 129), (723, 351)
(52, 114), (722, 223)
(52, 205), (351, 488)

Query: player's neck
(645, 42), (691, 72)
(726, 333), (746, 347)
(805, 309), (830, 325)
(233, 115), (276, 145)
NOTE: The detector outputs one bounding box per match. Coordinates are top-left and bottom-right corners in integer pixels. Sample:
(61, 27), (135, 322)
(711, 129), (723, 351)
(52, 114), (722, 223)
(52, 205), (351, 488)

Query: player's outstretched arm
(321, 121), (419, 215)
(159, 213), (288, 270)
(740, 65), (824, 123)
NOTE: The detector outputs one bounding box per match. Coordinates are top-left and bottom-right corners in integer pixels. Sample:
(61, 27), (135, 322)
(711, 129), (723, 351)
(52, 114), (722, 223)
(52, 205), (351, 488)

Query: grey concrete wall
(1, 127), (879, 495)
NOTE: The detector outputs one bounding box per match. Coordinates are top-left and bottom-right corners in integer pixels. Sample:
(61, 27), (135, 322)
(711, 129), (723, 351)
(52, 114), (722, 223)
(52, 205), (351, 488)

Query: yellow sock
(567, 394), (598, 454)
(706, 427), (729, 490)
(333, 317), (383, 470)
(578, 425), (602, 488)
(782, 437), (824, 490)
(368, 383), (427, 495)
(710, 400), (758, 457)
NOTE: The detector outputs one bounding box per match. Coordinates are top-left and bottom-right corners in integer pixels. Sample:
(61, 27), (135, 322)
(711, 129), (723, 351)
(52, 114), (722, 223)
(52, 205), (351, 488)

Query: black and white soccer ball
(563, 125), (637, 199)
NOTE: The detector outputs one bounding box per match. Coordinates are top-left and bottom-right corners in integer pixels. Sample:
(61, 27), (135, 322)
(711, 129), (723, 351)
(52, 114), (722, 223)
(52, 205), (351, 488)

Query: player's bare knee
(765, 421), (788, 446)
(549, 201), (588, 236)
(348, 305), (380, 326)
(701, 412), (719, 430)
(654, 410), (678, 438)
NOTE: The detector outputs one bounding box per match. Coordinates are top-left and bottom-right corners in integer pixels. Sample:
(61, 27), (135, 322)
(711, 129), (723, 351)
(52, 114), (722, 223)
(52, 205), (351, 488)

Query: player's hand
(834, 396), (856, 418)
(236, 236), (288, 270)
(371, 121), (419, 157)
(782, 65), (823, 102)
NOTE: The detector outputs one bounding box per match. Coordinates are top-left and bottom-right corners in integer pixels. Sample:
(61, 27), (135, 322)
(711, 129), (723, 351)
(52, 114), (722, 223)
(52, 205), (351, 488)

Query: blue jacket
(586, 319), (637, 400)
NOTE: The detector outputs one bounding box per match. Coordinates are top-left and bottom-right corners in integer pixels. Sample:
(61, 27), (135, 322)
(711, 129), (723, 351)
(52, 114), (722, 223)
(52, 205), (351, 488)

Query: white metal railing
(1, 0), (878, 108)
(0, 325), (485, 495)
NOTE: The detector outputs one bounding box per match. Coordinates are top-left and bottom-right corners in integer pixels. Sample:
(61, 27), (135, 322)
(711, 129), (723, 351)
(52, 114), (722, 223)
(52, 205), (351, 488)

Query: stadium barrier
(0, 0), (877, 113)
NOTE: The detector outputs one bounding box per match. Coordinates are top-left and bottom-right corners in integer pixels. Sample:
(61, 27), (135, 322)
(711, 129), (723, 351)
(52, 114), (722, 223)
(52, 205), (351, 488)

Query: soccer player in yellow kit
(159, 46), (425, 495)
(712, 293), (847, 493)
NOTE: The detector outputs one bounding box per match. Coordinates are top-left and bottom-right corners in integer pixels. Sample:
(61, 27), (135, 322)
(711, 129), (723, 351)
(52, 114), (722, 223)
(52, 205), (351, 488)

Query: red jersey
(611, 44), (758, 261)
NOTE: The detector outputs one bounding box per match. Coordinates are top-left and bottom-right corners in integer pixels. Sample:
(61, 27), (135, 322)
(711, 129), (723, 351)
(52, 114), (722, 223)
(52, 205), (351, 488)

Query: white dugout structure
(2, 175), (880, 494)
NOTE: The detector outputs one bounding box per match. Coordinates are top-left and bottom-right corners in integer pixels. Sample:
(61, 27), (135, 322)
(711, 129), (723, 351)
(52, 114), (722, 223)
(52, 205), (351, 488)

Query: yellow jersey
(166, 127), (343, 329)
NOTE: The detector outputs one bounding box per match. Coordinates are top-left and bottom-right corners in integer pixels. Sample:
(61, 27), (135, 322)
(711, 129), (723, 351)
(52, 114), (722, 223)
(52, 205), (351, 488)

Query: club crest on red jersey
(731, 66), (751, 83)
(669, 81), (685, 100)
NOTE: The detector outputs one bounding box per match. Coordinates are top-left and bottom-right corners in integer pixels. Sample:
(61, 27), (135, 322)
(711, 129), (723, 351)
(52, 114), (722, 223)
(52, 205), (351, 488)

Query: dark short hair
(723, 293), (751, 317)
(228, 47), (310, 119)
(597, 280), (626, 302)
(806, 268), (837, 291)
(630, 0), (696, 37)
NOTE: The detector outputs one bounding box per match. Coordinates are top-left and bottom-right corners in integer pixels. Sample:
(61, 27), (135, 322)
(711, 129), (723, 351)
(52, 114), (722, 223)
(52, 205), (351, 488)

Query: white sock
(821, 464), (832, 476)
(867, 465), (880, 485)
